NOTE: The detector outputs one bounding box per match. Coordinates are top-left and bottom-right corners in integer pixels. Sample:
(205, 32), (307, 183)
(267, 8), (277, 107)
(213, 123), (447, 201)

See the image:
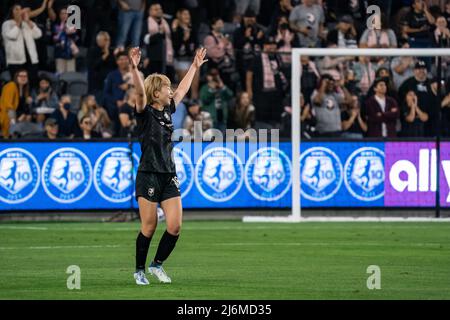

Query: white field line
(0, 226), (49, 230)
(0, 244), (121, 250)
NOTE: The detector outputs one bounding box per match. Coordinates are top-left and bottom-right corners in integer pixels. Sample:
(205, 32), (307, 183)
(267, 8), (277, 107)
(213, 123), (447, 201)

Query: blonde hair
(144, 74), (171, 105)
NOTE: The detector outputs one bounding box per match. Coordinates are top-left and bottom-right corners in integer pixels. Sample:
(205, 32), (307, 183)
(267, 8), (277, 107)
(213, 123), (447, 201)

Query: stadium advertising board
(0, 141), (448, 210)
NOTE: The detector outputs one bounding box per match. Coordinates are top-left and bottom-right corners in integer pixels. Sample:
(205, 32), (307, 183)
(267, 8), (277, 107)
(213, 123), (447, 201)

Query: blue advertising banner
(1, 140), (441, 211)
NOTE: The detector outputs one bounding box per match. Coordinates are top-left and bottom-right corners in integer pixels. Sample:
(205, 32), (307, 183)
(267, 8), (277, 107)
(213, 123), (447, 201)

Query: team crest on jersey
(344, 147), (385, 201)
(173, 147), (193, 198)
(195, 147), (243, 202)
(245, 148), (292, 201)
(93, 148), (139, 203)
(42, 148), (92, 204)
(300, 147), (343, 201)
(0, 148), (40, 204)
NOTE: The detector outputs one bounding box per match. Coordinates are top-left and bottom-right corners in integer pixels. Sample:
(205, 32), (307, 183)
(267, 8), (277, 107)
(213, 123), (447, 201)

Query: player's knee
(167, 223), (181, 236)
(141, 223), (156, 237)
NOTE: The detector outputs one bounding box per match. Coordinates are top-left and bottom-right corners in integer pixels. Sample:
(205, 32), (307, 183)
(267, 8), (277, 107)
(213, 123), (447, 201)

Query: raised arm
(129, 47), (146, 113)
(173, 48), (208, 106)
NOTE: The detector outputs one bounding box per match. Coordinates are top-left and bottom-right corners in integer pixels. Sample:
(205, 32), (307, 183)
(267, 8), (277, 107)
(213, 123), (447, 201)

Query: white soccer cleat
(134, 270), (150, 285)
(149, 264), (172, 283)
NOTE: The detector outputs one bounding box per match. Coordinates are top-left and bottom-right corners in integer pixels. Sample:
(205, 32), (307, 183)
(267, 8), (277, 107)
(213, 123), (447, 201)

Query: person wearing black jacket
(87, 31), (116, 100)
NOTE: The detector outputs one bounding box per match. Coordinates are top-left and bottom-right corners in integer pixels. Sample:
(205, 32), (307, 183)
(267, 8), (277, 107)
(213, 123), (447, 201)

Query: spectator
(327, 15), (358, 48)
(144, 3), (174, 76)
(119, 88), (137, 138)
(366, 67), (398, 101)
(78, 95), (113, 139)
(51, 95), (81, 138)
(280, 93), (316, 139)
(269, 0), (294, 35)
(359, 13), (397, 48)
(204, 17), (238, 92)
(391, 39), (416, 90)
(401, 90), (429, 137)
(398, 60), (438, 137)
(341, 95), (367, 139)
(103, 51), (133, 136)
(444, 0), (450, 27)
(115, 0), (145, 49)
(300, 55), (320, 106)
(0, 70), (32, 138)
(52, 6), (79, 73)
(235, 0), (261, 18)
(229, 91), (255, 130)
(403, 0), (435, 49)
(199, 68), (234, 131)
(289, 0), (325, 48)
(364, 78), (400, 138)
(76, 115), (102, 140)
(434, 15), (450, 46)
(274, 15), (300, 77)
(233, 9), (265, 90)
(353, 55), (377, 96)
(172, 8), (199, 99)
(183, 99), (214, 139)
(42, 117), (59, 140)
(2, 3), (42, 86)
(343, 69), (362, 97)
(311, 74), (351, 137)
(32, 74), (59, 112)
(87, 31), (116, 100)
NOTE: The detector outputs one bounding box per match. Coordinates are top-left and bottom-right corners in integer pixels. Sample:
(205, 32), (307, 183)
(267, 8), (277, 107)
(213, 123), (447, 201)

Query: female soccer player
(129, 47), (207, 285)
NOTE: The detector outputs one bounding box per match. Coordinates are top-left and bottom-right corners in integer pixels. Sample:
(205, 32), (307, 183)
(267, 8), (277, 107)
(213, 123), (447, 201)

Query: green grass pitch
(0, 221), (449, 300)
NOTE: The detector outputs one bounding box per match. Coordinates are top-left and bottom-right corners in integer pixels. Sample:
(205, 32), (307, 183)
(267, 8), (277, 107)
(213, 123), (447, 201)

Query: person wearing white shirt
(2, 4), (42, 87)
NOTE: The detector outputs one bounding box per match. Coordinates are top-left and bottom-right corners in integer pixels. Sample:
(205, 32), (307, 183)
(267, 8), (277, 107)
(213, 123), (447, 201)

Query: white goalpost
(243, 48), (450, 223)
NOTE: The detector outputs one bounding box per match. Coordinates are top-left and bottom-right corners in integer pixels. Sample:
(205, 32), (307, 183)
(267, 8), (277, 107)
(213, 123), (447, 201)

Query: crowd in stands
(1, 0), (450, 141)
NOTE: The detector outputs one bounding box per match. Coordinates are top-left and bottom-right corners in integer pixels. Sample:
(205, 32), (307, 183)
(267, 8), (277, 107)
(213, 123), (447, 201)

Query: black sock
(135, 232), (151, 271)
(153, 230), (179, 265)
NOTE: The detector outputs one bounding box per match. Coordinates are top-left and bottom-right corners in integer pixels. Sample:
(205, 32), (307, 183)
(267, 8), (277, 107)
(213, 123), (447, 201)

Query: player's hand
(129, 47), (141, 69)
(193, 48), (208, 69)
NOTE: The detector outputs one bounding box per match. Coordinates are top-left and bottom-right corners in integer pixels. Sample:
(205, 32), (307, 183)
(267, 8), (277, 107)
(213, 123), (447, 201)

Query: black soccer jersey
(135, 99), (176, 173)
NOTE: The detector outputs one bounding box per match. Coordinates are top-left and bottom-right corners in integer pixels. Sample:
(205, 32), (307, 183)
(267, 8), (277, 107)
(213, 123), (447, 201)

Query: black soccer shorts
(135, 171), (181, 203)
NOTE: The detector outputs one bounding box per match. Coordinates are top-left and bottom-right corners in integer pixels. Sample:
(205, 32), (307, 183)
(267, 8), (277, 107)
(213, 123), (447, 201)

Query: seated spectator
(364, 78), (400, 138)
(52, 6), (79, 73)
(103, 51), (133, 136)
(289, 0), (325, 48)
(2, 3), (42, 87)
(199, 69), (234, 131)
(398, 60), (438, 137)
(119, 88), (137, 138)
(172, 8), (199, 99)
(401, 90), (429, 137)
(229, 91), (255, 131)
(341, 95), (367, 139)
(78, 95), (113, 139)
(204, 17), (238, 92)
(51, 95), (81, 138)
(76, 115), (102, 140)
(403, 0), (435, 50)
(87, 31), (116, 100)
(311, 74), (351, 137)
(359, 13), (397, 48)
(42, 117), (59, 140)
(144, 3), (174, 76)
(183, 100), (214, 140)
(391, 39), (416, 90)
(327, 15), (358, 48)
(246, 36), (288, 127)
(32, 74), (59, 112)
(115, 0), (145, 50)
(0, 69), (32, 139)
